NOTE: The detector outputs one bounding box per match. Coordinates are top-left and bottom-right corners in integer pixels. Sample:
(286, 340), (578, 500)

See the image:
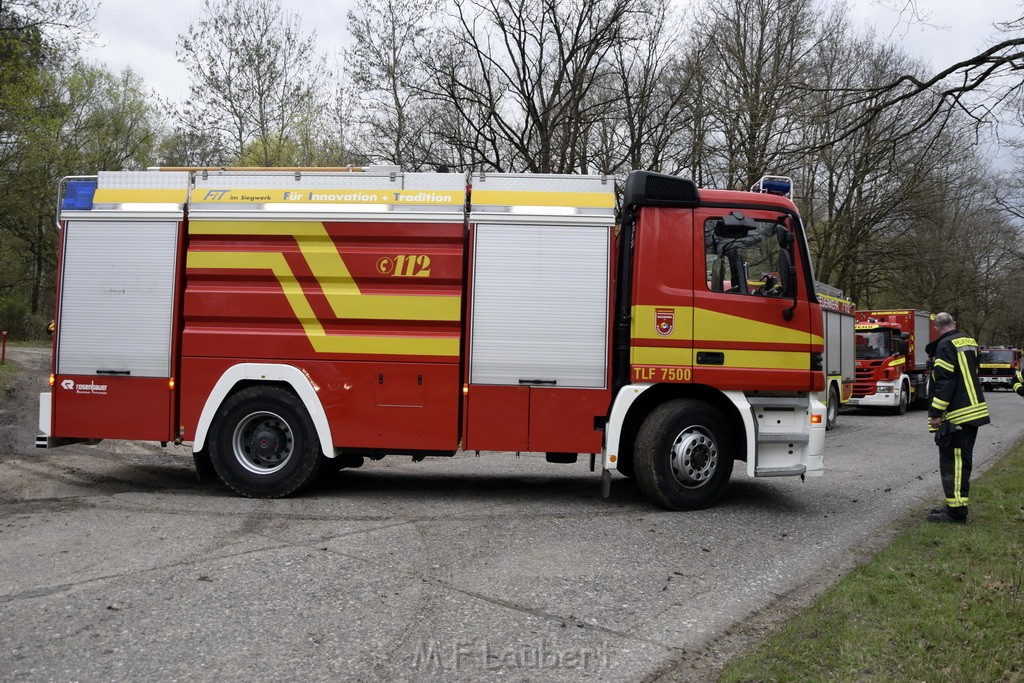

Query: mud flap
(191, 449), (217, 483)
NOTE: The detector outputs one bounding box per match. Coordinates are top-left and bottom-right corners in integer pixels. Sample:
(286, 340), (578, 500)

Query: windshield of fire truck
(979, 348), (1015, 364)
(855, 331), (891, 359)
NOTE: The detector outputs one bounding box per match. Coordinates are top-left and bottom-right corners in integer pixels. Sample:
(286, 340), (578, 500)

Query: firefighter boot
(927, 507), (967, 524)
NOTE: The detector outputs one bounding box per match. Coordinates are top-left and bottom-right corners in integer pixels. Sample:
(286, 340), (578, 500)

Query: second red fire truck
(38, 168), (826, 510)
(849, 309), (937, 414)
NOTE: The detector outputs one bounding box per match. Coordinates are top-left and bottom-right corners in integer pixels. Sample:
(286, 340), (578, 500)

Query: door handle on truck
(518, 379), (558, 385)
(696, 352), (725, 365)
(96, 369), (131, 375)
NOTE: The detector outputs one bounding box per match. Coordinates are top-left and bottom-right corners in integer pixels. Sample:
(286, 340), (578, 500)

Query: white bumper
(847, 385), (899, 408)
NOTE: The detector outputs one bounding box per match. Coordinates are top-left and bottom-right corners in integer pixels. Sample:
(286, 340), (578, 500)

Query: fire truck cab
(978, 346), (1021, 391)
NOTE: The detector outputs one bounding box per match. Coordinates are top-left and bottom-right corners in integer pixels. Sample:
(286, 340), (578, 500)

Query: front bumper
(847, 386), (898, 408)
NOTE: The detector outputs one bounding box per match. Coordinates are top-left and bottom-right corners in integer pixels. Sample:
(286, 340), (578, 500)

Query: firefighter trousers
(938, 424), (977, 519)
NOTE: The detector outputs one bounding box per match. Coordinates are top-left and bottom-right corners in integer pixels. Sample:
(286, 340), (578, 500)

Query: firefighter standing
(926, 312), (990, 524)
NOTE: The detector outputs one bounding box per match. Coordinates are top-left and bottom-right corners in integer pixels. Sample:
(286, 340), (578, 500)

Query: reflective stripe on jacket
(928, 330), (990, 427)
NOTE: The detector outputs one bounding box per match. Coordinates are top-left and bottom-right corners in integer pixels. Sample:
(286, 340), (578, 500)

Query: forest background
(3, 0), (1024, 342)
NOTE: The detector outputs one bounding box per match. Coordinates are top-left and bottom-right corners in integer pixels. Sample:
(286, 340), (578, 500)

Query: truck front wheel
(209, 385), (322, 498)
(634, 399), (734, 510)
(893, 382), (909, 415)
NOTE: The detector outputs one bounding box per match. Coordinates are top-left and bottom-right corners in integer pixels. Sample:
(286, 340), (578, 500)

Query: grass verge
(721, 443), (1024, 682)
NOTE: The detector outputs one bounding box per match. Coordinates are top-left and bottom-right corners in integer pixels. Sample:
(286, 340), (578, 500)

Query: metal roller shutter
(57, 220), (179, 377)
(470, 223), (609, 388)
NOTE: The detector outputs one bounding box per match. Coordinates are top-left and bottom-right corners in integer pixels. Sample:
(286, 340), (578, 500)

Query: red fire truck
(848, 309), (937, 414)
(977, 346), (1022, 391)
(38, 168), (826, 510)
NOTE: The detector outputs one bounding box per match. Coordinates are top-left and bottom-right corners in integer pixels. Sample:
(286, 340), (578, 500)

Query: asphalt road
(2, 346), (1022, 681)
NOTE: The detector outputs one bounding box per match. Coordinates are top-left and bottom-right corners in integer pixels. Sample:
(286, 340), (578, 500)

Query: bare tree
(803, 9), (1024, 148)
(588, 2), (691, 176)
(0, 0), (95, 57)
(794, 25), (951, 303)
(175, 0), (328, 166)
(688, 0), (843, 189)
(347, 0), (439, 169)
(423, 0), (650, 173)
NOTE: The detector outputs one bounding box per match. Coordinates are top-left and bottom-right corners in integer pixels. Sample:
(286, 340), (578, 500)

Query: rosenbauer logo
(60, 379), (108, 395)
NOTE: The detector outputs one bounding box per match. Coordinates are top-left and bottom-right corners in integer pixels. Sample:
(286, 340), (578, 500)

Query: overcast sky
(78, 0), (1024, 103)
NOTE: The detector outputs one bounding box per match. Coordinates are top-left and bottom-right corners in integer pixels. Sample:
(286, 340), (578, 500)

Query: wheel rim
(901, 386), (909, 409)
(231, 410), (294, 475)
(827, 391), (838, 423)
(668, 426), (719, 489)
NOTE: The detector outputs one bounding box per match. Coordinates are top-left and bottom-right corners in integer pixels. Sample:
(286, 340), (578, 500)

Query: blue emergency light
(750, 175), (792, 197)
(61, 179), (97, 211)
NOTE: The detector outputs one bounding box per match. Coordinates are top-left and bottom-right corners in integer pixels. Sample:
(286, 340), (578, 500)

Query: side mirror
(778, 248), (795, 298)
(776, 224), (794, 248)
(776, 223), (797, 320)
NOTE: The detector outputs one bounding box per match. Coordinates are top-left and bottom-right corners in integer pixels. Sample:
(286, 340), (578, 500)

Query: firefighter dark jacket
(928, 329), (990, 428)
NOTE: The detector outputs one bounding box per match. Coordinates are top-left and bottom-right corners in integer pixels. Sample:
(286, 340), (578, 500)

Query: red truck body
(38, 169), (827, 509)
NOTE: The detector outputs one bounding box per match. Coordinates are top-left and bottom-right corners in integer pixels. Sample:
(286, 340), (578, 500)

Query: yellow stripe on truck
(93, 188), (189, 204)
(631, 306), (822, 346)
(632, 346), (810, 370)
(186, 251), (459, 356)
(470, 189), (615, 209)
(188, 221), (461, 322)
(694, 308), (820, 346)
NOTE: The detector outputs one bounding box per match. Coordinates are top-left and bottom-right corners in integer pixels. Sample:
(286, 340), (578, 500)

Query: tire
(208, 385), (322, 498)
(825, 384), (840, 430)
(634, 399), (735, 510)
(893, 382), (909, 415)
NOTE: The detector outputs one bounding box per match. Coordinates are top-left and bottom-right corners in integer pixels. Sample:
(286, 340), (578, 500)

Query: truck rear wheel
(826, 384), (839, 430)
(634, 399), (734, 510)
(209, 385), (322, 498)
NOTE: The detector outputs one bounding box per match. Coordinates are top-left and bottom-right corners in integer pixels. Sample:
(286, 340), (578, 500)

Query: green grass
(722, 445), (1024, 682)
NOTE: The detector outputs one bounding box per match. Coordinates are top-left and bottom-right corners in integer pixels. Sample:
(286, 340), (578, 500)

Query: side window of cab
(704, 212), (791, 297)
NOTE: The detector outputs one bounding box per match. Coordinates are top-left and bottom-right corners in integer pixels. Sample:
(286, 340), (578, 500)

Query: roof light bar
(62, 179), (97, 211)
(750, 175), (793, 198)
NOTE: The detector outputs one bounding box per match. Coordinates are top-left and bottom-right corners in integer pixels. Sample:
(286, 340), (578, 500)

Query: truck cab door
(692, 209), (817, 392)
